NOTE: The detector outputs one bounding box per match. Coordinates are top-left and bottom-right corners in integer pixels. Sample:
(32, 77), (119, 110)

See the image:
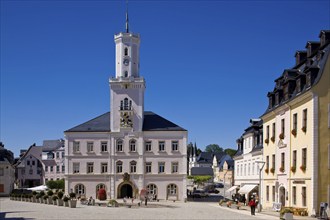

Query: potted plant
(39, 191), (45, 203)
(57, 191), (64, 206)
(36, 193), (41, 203)
(291, 129), (297, 136)
(43, 195), (49, 204)
(32, 191), (37, 202)
(63, 196), (70, 207)
(300, 165), (306, 172)
(271, 136), (275, 143)
(47, 190), (54, 205)
(279, 167), (285, 172)
(265, 168), (269, 174)
(52, 195), (58, 206)
(279, 133), (284, 140)
(69, 192), (77, 208)
(108, 199), (119, 207)
(301, 126), (306, 133)
(98, 188), (107, 201)
(290, 166), (296, 173)
(270, 167), (275, 174)
(280, 207), (293, 220)
(265, 139), (269, 144)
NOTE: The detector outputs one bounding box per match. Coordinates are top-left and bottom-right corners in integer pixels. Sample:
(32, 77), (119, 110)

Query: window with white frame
(73, 141), (80, 153)
(159, 141), (165, 152)
(45, 166), (48, 172)
(87, 162), (94, 174)
(50, 166), (53, 172)
(158, 162), (165, 173)
(145, 162), (152, 173)
(292, 186), (296, 205)
(302, 186), (307, 206)
(171, 141), (178, 151)
(302, 148), (307, 168)
(116, 139), (123, 152)
(130, 161), (137, 173)
(101, 163), (108, 173)
(116, 161), (123, 173)
(167, 184), (177, 196)
(56, 165), (60, 172)
(147, 184), (157, 196)
(266, 185), (269, 201)
(293, 150), (297, 168)
(73, 163), (80, 174)
(171, 162), (178, 173)
(129, 139), (136, 152)
(272, 185), (275, 202)
(87, 142), (94, 152)
(61, 152), (64, 158)
(62, 165), (65, 172)
(302, 109), (307, 132)
(56, 152), (59, 158)
(101, 142), (108, 152)
(0, 168), (4, 176)
(75, 184), (85, 195)
(145, 141), (152, 152)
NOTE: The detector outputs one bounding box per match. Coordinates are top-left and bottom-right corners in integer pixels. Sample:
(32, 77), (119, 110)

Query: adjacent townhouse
(232, 119), (263, 202)
(42, 139), (65, 182)
(0, 143), (15, 196)
(261, 30), (330, 216)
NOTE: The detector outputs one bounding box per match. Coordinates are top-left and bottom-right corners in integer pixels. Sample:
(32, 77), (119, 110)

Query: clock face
(123, 58), (129, 66)
(120, 112), (133, 128)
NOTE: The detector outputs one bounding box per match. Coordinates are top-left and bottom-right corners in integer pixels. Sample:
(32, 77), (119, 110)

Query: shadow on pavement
(0, 211), (35, 220)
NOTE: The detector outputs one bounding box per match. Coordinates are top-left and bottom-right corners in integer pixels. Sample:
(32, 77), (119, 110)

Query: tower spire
(125, 0), (129, 33)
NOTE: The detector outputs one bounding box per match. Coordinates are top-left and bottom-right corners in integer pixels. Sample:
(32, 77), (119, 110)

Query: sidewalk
(221, 204), (317, 220)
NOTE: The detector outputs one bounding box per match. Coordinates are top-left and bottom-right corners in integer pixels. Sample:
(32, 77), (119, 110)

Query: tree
(46, 179), (64, 190)
(224, 148), (237, 157)
(187, 175), (212, 187)
(205, 144), (223, 153)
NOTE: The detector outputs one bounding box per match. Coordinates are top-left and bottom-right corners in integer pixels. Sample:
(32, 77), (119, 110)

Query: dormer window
(283, 84), (289, 101)
(124, 71), (128, 78)
(306, 73), (311, 88)
(275, 93), (279, 106)
(296, 78), (301, 93)
(124, 47), (128, 56)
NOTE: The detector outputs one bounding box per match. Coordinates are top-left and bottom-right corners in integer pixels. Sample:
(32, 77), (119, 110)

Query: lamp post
(223, 170), (228, 200)
(255, 161), (265, 213)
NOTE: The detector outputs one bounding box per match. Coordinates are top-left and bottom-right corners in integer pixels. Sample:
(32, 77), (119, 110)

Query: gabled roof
(42, 160), (57, 166)
(65, 111), (186, 132)
(42, 140), (64, 152)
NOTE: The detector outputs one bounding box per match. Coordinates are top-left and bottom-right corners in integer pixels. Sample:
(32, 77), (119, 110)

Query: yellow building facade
(261, 30), (330, 216)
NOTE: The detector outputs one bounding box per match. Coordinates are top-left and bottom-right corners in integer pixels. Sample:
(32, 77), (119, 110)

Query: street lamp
(255, 161), (265, 213)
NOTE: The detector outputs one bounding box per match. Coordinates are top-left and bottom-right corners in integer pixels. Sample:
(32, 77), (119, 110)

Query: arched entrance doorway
(279, 186), (285, 207)
(119, 184), (133, 198)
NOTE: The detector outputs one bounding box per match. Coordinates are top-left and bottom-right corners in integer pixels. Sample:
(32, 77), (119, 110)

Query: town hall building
(64, 12), (188, 201)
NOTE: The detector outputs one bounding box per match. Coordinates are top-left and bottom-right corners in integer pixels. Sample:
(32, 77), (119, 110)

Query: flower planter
(69, 200), (77, 208)
(48, 198), (53, 205)
(57, 199), (64, 206)
(283, 212), (293, 220)
(64, 201), (69, 207)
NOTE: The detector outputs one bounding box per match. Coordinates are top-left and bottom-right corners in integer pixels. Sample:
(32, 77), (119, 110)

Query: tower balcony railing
(110, 76), (145, 83)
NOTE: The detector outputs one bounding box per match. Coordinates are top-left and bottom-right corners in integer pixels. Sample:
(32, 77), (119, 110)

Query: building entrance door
(279, 187), (285, 207)
(120, 184), (133, 198)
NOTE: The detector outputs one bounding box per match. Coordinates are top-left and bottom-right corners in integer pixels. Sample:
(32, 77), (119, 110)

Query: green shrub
(57, 191), (64, 199)
(47, 190), (54, 196)
(69, 192), (76, 199)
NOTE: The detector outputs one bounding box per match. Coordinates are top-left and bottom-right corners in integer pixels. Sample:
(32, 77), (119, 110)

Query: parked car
(214, 183), (224, 188)
(192, 189), (209, 198)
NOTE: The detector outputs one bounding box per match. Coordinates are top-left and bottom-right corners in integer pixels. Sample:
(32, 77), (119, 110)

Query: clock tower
(109, 10), (145, 132)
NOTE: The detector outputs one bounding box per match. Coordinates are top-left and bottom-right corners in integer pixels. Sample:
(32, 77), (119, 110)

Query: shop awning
(226, 185), (239, 193)
(238, 184), (258, 194)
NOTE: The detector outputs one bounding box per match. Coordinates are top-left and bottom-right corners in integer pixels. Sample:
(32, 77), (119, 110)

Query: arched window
(167, 184), (177, 197)
(117, 139), (123, 152)
(129, 139), (136, 152)
(116, 161), (123, 173)
(124, 47), (128, 56)
(124, 98), (129, 110)
(147, 184), (157, 197)
(130, 161), (137, 173)
(96, 184), (106, 198)
(74, 184), (85, 196)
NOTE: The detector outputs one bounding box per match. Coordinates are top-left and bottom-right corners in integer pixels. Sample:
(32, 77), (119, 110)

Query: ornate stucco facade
(64, 13), (187, 201)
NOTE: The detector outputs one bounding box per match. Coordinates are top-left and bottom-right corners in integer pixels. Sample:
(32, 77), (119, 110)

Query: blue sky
(1, 0), (329, 157)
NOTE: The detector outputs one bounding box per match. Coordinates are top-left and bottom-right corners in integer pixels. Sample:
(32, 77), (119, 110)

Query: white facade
(233, 119), (263, 201)
(65, 17), (187, 201)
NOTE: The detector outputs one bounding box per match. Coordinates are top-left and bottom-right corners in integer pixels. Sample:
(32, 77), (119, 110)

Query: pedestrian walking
(248, 197), (256, 215)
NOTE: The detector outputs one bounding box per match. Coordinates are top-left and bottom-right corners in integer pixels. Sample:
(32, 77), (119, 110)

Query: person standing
(248, 197), (256, 215)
